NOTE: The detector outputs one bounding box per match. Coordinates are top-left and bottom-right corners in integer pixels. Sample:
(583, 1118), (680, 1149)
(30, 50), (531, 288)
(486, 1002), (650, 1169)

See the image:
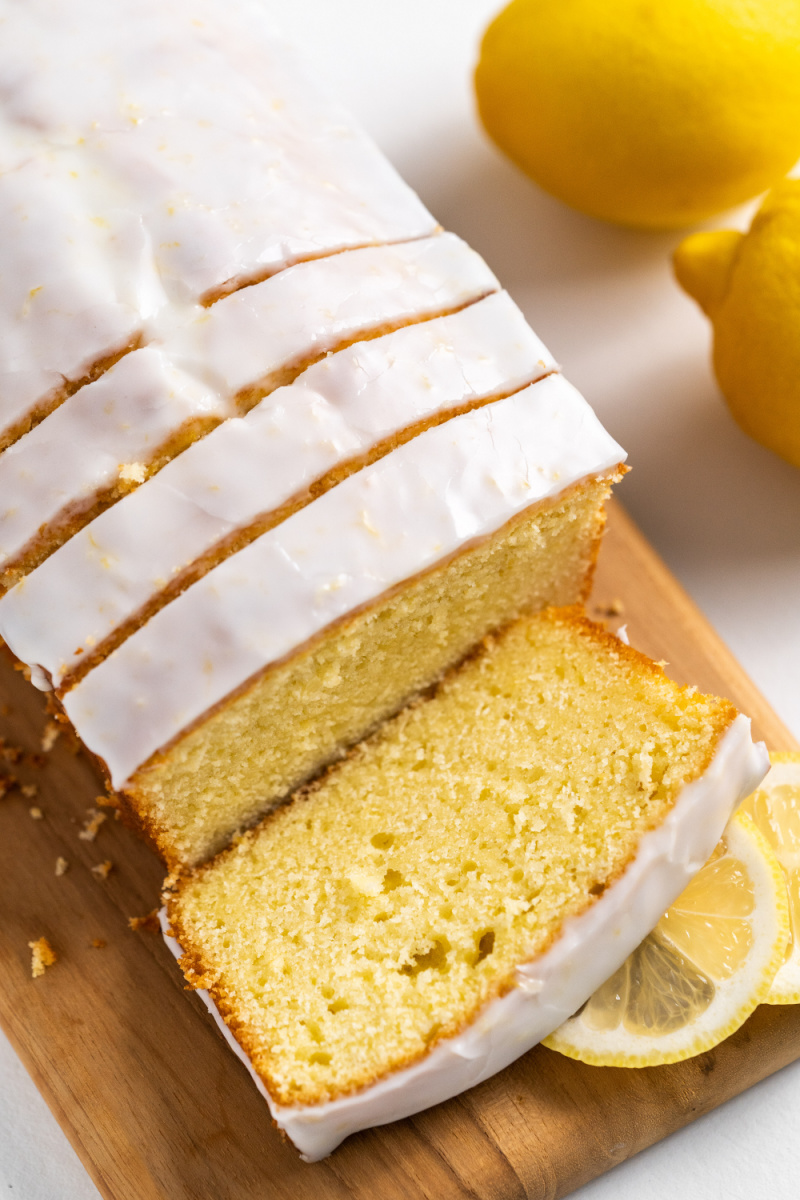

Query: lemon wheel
(740, 753), (800, 1004)
(543, 811), (789, 1067)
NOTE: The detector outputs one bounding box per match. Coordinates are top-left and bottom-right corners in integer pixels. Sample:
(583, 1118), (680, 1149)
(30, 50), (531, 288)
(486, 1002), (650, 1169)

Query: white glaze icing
(0, 348), (227, 572)
(0, 234), (498, 578)
(0, 292), (555, 689)
(161, 714), (768, 1160)
(64, 375), (626, 786)
(155, 234), (500, 399)
(0, 150), (167, 446)
(0, 0), (435, 306)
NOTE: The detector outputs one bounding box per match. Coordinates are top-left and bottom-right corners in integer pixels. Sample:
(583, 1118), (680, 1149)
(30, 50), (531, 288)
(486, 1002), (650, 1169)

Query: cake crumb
(21, 783), (38, 799)
(13, 662), (32, 683)
(29, 937), (56, 978)
(119, 461), (146, 484)
(656, 660), (670, 670)
(41, 721), (61, 753)
(55, 857), (69, 877)
(91, 860), (113, 880)
(595, 598), (625, 618)
(0, 774), (17, 798)
(91, 938), (107, 949)
(128, 909), (160, 935)
(78, 808), (106, 842)
(29, 806), (43, 820)
(96, 794), (120, 809)
(0, 740), (22, 764)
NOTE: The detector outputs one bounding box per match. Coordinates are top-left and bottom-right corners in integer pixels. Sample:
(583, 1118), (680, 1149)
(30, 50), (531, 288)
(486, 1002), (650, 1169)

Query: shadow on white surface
(0, 1028), (101, 1200)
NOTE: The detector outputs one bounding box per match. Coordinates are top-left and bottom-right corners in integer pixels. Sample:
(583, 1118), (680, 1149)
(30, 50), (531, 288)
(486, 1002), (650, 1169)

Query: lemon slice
(543, 811), (789, 1067)
(739, 752), (800, 1005)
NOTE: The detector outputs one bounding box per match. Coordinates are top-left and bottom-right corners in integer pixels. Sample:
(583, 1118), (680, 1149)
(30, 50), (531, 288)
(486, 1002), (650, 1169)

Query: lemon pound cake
(164, 609), (768, 1160)
(0, 0), (625, 871)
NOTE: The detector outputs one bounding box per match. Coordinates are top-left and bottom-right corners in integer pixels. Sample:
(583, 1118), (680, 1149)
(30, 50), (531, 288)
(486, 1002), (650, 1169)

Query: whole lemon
(474, 0), (800, 230)
(674, 181), (800, 468)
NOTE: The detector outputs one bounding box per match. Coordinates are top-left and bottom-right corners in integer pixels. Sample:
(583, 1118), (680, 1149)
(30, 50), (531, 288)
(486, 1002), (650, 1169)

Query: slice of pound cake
(164, 609), (768, 1160)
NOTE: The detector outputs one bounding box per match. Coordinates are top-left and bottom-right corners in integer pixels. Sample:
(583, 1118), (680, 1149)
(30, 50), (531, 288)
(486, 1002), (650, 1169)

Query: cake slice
(164, 608), (768, 1160)
(63, 380), (626, 867)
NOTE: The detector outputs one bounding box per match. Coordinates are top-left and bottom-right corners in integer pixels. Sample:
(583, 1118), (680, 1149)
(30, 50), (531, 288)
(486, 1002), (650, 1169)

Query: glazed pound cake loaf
(164, 609), (768, 1159)
(0, 0), (628, 868)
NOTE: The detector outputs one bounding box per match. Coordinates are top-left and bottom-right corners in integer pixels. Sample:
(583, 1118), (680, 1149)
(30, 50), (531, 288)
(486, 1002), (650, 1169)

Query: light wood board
(0, 500), (798, 1200)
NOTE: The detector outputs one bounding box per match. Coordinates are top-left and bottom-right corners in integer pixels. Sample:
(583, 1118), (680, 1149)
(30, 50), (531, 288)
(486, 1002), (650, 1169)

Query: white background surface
(2, 1), (799, 1196)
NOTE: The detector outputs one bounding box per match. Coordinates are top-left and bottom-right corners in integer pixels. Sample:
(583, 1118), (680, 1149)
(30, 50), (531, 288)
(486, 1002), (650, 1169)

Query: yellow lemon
(739, 753), (800, 1004)
(674, 182), (800, 469)
(543, 812), (789, 1067)
(474, 0), (800, 230)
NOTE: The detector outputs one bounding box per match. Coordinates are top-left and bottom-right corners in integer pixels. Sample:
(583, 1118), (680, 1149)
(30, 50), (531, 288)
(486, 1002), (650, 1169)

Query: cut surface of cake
(63, 380), (625, 867)
(164, 609), (768, 1160)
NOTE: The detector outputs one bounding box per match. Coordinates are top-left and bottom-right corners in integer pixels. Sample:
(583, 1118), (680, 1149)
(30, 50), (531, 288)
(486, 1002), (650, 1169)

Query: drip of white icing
(64, 375), (626, 787)
(0, 348), (227, 571)
(0, 292), (555, 689)
(160, 715), (768, 1161)
(0, 235), (498, 579)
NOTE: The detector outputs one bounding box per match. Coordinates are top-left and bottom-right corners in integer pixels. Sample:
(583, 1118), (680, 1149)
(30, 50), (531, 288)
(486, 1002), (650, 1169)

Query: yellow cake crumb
(55, 857), (68, 877)
(41, 721), (60, 752)
(132, 482), (618, 867)
(118, 461), (146, 484)
(78, 808), (106, 842)
(29, 937), (56, 979)
(170, 608), (736, 1106)
(128, 910), (160, 934)
(91, 860), (113, 880)
(0, 774), (17, 798)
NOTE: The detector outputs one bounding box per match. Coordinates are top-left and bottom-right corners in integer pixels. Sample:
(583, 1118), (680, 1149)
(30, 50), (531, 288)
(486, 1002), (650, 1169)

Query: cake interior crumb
(29, 937), (56, 979)
(172, 609), (733, 1106)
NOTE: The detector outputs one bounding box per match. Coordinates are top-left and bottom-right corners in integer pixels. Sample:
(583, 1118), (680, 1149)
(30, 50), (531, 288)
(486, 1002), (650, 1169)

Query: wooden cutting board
(1, 500), (798, 1200)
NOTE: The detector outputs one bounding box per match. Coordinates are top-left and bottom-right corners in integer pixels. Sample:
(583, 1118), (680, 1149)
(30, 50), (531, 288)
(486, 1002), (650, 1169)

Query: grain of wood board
(0, 499), (797, 1200)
